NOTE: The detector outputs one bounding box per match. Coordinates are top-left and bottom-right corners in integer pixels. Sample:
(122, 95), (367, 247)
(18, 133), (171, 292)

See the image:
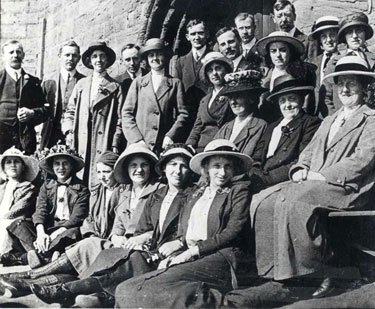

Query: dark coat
(0, 69), (48, 153)
(40, 71), (85, 149)
(186, 90), (234, 152)
(32, 176), (89, 230)
(250, 112), (321, 192)
(294, 28), (317, 60)
(214, 116), (267, 157)
(115, 69), (147, 98)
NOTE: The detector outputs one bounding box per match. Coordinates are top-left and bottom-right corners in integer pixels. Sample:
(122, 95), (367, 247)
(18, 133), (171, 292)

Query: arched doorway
(138, 0), (276, 56)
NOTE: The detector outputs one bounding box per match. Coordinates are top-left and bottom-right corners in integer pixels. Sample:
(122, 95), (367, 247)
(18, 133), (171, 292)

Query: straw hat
(155, 144), (195, 176)
(82, 41), (116, 69)
(114, 143), (158, 184)
(189, 139), (252, 175)
(267, 75), (314, 101)
(0, 147), (39, 182)
(199, 51), (233, 82)
(308, 16), (339, 41)
(338, 12), (374, 44)
(255, 31), (305, 56)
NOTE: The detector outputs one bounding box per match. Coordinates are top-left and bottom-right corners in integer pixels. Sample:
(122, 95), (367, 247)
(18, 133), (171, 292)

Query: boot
(312, 278), (335, 298)
(0, 252), (26, 266)
(31, 283), (75, 307)
(29, 253), (76, 279)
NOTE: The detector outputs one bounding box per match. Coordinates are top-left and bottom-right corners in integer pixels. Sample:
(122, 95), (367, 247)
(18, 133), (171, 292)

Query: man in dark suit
(272, 0), (317, 60)
(216, 27), (259, 72)
(115, 44), (144, 97)
(40, 40), (85, 149)
(0, 40), (48, 154)
(234, 12), (263, 66)
(170, 19), (210, 122)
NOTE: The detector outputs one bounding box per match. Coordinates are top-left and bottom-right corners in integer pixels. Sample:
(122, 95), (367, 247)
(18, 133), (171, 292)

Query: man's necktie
(66, 73), (71, 84)
(323, 52), (332, 71)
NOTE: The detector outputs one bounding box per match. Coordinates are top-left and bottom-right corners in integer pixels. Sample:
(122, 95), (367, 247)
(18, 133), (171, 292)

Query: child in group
(5, 144), (90, 268)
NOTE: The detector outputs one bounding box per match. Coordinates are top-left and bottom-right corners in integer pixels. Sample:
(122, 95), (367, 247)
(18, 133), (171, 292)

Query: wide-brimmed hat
(220, 69), (266, 96)
(255, 31), (305, 56)
(308, 16), (339, 41)
(155, 144), (195, 176)
(0, 147), (39, 182)
(338, 12), (374, 44)
(114, 143), (158, 184)
(82, 41), (116, 69)
(139, 38), (168, 58)
(190, 139), (252, 175)
(267, 75), (314, 101)
(323, 55), (375, 84)
(199, 51), (233, 82)
(38, 144), (85, 175)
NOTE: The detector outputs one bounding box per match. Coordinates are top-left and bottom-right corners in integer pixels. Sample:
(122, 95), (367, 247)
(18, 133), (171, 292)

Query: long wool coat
(63, 74), (124, 189)
(252, 104), (375, 281)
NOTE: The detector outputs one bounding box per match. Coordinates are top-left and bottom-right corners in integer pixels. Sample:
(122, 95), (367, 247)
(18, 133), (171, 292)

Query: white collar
(5, 66), (22, 80)
(60, 67), (76, 82)
(57, 176), (72, 185)
(127, 68), (142, 80)
(192, 45), (207, 60)
(232, 55), (243, 69)
(287, 27), (296, 37)
(243, 37), (256, 50)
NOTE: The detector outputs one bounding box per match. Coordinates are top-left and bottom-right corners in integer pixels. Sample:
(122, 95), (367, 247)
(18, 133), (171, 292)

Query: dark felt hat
(139, 38), (168, 58)
(338, 12), (374, 44)
(82, 41), (116, 69)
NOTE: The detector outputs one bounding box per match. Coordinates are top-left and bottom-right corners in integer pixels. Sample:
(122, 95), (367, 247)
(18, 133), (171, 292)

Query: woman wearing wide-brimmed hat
(115, 139), (253, 308)
(248, 55), (375, 299)
(63, 41), (124, 190)
(122, 38), (190, 155)
(186, 51), (235, 153)
(256, 31), (317, 123)
(250, 75), (321, 192)
(214, 69), (267, 157)
(28, 144), (195, 307)
(0, 147), (38, 258)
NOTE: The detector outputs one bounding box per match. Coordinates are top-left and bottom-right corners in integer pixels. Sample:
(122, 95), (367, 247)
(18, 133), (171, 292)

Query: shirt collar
(232, 55), (243, 69)
(287, 27), (296, 37)
(192, 45), (207, 60)
(60, 67), (76, 82)
(57, 177), (72, 185)
(127, 68), (142, 80)
(5, 66), (22, 80)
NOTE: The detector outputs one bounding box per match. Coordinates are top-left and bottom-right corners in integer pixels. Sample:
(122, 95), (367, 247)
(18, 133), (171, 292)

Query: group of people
(0, 0), (375, 307)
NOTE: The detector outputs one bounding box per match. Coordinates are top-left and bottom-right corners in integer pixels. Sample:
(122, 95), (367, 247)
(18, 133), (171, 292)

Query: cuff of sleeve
(190, 246), (200, 257)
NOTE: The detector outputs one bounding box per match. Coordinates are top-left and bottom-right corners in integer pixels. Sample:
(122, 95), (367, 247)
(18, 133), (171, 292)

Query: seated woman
(114, 139), (253, 308)
(250, 75), (321, 192)
(256, 31), (317, 123)
(0, 143), (160, 298)
(186, 52), (235, 153)
(5, 145), (89, 268)
(214, 70), (267, 157)
(29, 144), (195, 307)
(0, 147), (38, 260)
(250, 55), (375, 299)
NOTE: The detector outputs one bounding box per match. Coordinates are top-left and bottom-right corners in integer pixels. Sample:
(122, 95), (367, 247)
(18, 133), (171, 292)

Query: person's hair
(264, 41), (299, 68)
(1, 156), (25, 178)
(58, 40), (80, 55)
(215, 27), (241, 42)
(2, 40), (23, 54)
(198, 155), (242, 188)
(121, 153), (157, 185)
(186, 19), (207, 33)
(120, 43), (141, 57)
(234, 13), (255, 26)
(273, 0), (296, 15)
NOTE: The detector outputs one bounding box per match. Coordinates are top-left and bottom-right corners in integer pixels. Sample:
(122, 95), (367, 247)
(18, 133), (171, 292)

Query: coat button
(154, 111), (159, 115)
(281, 197), (286, 202)
(337, 179), (341, 183)
(97, 150), (102, 154)
(150, 142), (155, 146)
(152, 126), (158, 130)
(98, 131), (103, 135)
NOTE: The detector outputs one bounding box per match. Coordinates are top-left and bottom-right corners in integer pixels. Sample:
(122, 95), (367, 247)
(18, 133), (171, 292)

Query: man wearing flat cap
(40, 40), (85, 149)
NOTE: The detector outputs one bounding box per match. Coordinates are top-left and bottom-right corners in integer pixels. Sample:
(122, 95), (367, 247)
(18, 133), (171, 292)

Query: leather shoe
(312, 278), (335, 298)
(0, 252), (25, 266)
(30, 283), (75, 307)
(0, 277), (30, 297)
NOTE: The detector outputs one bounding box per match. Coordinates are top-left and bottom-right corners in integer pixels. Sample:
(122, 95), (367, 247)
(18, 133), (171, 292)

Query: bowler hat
(308, 16), (339, 41)
(267, 75), (314, 101)
(139, 38), (168, 58)
(82, 41), (116, 69)
(155, 144), (195, 176)
(323, 55), (375, 84)
(338, 12), (374, 44)
(256, 31), (305, 56)
(199, 52), (233, 82)
(189, 139), (252, 175)
(220, 69), (266, 96)
(39, 144), (85, 175)
(0, 147), (39, 182)
(114, 143), (158, 184)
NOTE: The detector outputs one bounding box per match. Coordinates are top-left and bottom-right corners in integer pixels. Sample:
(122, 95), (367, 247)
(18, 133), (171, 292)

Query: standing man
(0, 40), (48, 154)
(234, 12), (263, 65)
(40, 40), (85, 149)
(216, 27), (259, 72)
(170, 19), (210, 122)
(272, 0), (316, 60)
(115, 44), (145, 98)
(308, 16), (339, 117)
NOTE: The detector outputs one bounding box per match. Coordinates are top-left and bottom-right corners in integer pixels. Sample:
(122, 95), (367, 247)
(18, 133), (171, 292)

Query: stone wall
(0, 0), (374, 79)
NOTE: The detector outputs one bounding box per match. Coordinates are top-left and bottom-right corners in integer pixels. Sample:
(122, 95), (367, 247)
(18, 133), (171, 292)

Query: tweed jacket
(40, 71), (85, 149)
(122, 72), (190, 153)
(186, 90), (234, 152)
(251, 112), (321, 191)
(214, 116), (267, 157)
(63, 74), (124, 188)
(32, 176), (90, 230)
(0, 69), (48, 153)
(0, 181), (36, 219)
